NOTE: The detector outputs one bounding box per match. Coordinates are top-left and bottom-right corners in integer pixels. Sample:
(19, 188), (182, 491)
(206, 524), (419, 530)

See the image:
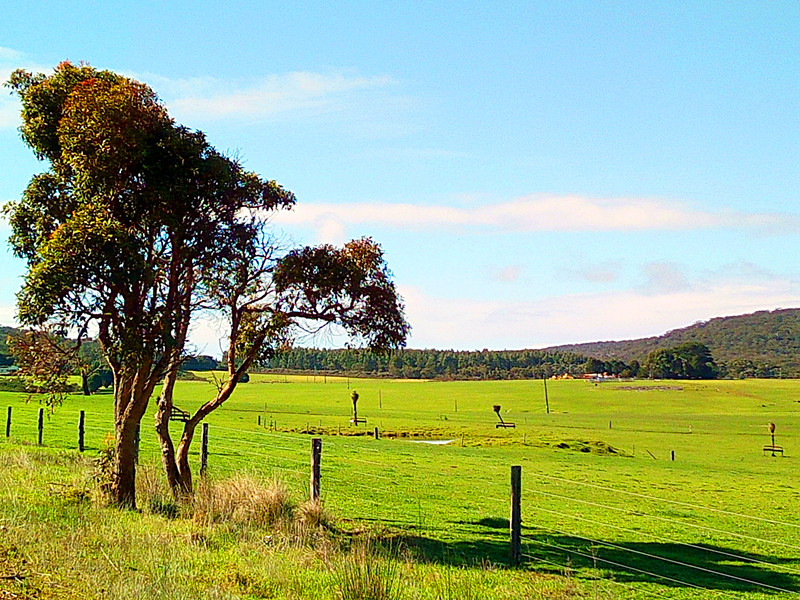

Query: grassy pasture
(2, 375), (800, 598)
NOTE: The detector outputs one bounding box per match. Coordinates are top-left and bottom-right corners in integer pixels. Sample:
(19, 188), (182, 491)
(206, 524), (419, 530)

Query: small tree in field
(5, 62), (408, 507)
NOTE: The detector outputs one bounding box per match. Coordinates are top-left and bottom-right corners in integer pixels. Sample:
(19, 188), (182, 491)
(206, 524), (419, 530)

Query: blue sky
(2, 2), (800, 352)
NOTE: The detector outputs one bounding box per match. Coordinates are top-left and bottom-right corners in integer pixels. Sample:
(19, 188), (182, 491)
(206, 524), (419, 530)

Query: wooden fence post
(78, 410), (85, 452)
(200, 422), (209, 477)
(5, 406), (10, 437)
(37, 408), (44, 446)
(510, 465), (522, 566)
(310, 437), (322, 501)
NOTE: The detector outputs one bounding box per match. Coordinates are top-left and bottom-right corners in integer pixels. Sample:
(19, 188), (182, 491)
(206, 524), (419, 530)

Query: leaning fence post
(510, 465), (522, 566)
(37, 408), (44, 446)
(78, 410), (85, 452)
(6, 406), (10, 437)
(310, 437), (322, 501)
(200, 422), (209, 477)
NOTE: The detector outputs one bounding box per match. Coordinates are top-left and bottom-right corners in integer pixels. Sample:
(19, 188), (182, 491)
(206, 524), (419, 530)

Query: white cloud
(0, 303), (17, 327)
(492, 265), (522, 283)
(399, 272), (800, 350)
(564, 260), (622, 283)
(0, 48), (52, 130)
(273, 195), (800, 236)
(152, 71), (398, 122)
(0, 47), (23, 62)
(640, 262), (692, 294)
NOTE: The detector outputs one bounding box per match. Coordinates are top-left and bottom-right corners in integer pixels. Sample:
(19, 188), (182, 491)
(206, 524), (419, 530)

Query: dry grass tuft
(192, 474), (294, 528)
(295, 498), (333, 530)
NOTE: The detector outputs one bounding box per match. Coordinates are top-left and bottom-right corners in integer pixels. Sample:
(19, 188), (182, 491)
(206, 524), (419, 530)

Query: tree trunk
(155, 362), (186, 497)
(81, 372), (91, 396)
(109, 364), (158, 509)
(175, 422), (199, 494)
(111, 415), (140, 508)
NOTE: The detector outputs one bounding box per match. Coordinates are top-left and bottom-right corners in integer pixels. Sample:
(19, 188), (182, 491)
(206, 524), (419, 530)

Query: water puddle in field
(407, 439), (455, 445)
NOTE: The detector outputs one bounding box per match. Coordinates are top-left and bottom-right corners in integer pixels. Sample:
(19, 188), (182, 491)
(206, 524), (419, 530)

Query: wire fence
(2, 402), (799, 599)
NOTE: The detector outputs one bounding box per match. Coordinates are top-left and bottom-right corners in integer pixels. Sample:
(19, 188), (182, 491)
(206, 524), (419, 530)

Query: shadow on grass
(385, 519), (800, 595)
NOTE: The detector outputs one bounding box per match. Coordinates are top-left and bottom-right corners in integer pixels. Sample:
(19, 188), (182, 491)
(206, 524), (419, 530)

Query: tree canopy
(643, 342), (717, 379)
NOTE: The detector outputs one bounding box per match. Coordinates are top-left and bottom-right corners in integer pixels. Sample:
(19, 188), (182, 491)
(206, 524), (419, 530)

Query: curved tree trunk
(175, 420), (200, 494)
(155, 362), (186, 496)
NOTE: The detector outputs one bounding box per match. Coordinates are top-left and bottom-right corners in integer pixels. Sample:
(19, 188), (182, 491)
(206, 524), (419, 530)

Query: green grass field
(2, 375), (799, 599)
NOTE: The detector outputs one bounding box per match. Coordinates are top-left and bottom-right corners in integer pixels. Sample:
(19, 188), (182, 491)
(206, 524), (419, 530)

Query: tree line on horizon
(1, 324), (792, 382)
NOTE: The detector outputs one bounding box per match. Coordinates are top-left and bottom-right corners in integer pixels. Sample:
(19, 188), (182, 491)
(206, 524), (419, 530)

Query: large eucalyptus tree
(5, 62), (408, 507)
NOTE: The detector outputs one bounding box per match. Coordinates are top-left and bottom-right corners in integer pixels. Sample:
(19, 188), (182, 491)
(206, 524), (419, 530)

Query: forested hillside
(546, 308), (800, 378)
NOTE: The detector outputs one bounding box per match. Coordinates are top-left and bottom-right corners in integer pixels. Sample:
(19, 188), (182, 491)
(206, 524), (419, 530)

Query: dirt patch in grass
(615, 385), (683, 391)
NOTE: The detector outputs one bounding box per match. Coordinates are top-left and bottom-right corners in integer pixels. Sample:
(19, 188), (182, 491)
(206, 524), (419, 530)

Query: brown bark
(112, 414), (140, 508)
(155, 358), (186, 496)
(81, 372), (91, 396)
(175, 419), (200, 494)
(109, 358), (162, 508)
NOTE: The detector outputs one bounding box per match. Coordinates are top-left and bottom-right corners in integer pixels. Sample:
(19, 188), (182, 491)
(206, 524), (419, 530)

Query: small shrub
(0, 376), (27, 392)
(91, 435), (116, 501)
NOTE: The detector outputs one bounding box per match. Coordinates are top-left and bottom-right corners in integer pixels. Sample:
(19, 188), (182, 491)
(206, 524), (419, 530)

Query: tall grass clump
(332, 540), (404, 600)
(192, 474), (294, 528)
(429, 566), (481, 600)
(135, 463), (181, 518)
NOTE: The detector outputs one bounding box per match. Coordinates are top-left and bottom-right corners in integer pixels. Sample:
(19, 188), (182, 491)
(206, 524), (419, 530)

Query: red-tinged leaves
(274, 238), (409, 352)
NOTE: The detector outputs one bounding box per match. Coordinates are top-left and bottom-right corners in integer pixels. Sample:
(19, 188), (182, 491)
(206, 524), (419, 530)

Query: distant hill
(545, 308), (800, 377)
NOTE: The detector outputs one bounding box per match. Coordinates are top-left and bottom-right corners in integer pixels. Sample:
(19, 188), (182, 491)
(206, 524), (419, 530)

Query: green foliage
(87, 369), (113, 391)
(0, 326), (17, 366)
(274, 237), (410, 352)
(0, 377), (27, 392)
(182, 354), (219, 371)
(643, 342), (717, 379)
(264, 347), (592, 379)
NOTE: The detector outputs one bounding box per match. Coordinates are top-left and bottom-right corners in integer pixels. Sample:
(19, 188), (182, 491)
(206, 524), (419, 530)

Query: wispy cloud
(144, 70), (404, 125)
(400, 269), (800, 349)
(0, 47), (23, 62)
(492, 265), (522, 283)
(0, 47), (51, 130)
(564, 259), (622, 283)
(273, 195), (800, 237)
(640, 262), (692, 294)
